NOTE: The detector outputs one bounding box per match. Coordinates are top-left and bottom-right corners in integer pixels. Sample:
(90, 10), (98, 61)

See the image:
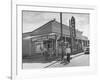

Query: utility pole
(60, 12), (63, 60)
(60, 12), (63, 39)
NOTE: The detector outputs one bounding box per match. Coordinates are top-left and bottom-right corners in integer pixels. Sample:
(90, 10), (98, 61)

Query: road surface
(48, 54), (89, 68)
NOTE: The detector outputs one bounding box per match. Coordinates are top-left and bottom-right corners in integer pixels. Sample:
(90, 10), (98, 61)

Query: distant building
(22, 19), (89, 58)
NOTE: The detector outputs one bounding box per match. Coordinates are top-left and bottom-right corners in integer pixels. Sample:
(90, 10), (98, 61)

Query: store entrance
(43, 38), (56, 57)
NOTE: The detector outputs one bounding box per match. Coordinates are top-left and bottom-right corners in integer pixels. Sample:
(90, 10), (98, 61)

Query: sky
(23, 11), (89, 38)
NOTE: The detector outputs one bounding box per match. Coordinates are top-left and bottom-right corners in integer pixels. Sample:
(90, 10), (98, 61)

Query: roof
(23, 19), (88, 40)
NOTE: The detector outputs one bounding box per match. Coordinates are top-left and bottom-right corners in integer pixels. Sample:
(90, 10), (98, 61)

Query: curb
(71, 52), (84, 59)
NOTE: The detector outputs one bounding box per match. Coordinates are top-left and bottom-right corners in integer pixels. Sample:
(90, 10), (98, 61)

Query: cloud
(23, 11), (44, 24)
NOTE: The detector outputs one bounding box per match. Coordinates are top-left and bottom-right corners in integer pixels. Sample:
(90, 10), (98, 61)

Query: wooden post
(60, 12), (64, 60)
(60, 12), (63, 39)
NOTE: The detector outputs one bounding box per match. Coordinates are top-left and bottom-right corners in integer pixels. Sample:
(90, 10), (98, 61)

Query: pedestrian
(40, 46), (43, 56)
(63, 46), (68, 64)
(43, 47), (49, 61)
(63, 52), (67, 64)
(66, 44), (71, 63)
(63, 44), (71, 65)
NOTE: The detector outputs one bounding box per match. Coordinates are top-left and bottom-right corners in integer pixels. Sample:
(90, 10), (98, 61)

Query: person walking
(40, 46), (43, 56)
(63, 46), (68, 64)
(63, 44), (71, 64)
(43, 47), (49, 61)
(66, 45), (71, 63)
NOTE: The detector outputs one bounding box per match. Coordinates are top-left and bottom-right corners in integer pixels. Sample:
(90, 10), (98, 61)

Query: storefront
(30, 34), (57, 56)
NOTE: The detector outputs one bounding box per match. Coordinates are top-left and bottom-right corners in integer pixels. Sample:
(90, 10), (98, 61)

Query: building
(22, 17), (89, 58)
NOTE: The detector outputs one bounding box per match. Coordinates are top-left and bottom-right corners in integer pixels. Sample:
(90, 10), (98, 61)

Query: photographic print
(22, 11), (90, 69)
(11, 2), (96, 79)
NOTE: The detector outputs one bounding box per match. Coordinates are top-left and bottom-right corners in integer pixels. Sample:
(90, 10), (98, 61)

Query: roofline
(31, 19), (55, 33)
(23, 19), (83, 35)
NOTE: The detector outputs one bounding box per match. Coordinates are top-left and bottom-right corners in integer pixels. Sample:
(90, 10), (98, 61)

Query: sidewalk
(23, 54), (58, 69)
(23, 61), (57, 69)
(71, 52), (84, 58)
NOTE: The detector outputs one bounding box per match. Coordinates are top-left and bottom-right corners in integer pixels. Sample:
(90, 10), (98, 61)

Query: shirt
(65, 48), (71, 54)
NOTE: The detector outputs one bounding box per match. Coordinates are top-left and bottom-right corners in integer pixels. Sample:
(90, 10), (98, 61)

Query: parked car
(84, 47), (90, 54)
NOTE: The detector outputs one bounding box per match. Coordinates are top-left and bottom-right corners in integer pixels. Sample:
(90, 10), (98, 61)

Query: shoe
(63, 62), (68, 65)
(60, 61), (64, 64)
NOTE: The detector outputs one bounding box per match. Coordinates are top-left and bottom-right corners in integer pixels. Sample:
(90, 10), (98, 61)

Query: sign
(70, 16), (76, 38)
(69, 16), (76, 54)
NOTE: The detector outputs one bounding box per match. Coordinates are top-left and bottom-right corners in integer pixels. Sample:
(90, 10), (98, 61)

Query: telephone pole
(60, 12), (64, 60)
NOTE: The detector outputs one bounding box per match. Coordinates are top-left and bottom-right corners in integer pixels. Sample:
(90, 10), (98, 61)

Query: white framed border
(11, 1), (97, 80)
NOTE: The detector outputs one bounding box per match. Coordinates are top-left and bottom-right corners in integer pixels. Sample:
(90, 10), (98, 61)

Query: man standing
(66, 44), (71, 63)
(63, 44), (71, 64)
(43, 47), (49, 61)
(40, 46), (43, 56)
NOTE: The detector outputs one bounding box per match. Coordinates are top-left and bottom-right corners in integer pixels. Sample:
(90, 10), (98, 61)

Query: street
(48, 54), (89, 68)
(23, 53), (89, 69)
